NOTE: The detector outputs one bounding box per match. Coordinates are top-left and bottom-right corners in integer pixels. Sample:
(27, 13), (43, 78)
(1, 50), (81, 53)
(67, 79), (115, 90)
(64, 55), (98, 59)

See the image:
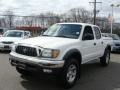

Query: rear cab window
(94, 27), (101, 39)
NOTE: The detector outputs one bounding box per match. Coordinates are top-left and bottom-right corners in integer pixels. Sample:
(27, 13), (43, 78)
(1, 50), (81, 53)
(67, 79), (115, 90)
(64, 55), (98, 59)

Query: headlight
(41, 49), (60, 58)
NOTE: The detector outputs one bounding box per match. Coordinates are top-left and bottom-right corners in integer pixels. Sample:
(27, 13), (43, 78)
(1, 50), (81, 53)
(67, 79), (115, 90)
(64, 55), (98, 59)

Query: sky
(0, 0), (120, 22)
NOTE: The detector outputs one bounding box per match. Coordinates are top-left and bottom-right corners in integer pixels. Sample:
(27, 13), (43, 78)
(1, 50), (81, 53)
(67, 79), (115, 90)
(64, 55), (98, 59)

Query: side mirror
(83, 34), (94, 40)
(24, 35), (28, 39)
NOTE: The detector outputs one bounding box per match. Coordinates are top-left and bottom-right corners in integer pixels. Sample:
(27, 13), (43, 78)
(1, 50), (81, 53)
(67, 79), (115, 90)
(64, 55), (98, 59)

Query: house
(16, 26), (43, 36)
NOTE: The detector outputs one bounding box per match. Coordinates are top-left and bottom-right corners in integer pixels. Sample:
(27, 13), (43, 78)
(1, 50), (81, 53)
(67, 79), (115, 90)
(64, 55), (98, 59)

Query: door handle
(94, 43), (96, 46)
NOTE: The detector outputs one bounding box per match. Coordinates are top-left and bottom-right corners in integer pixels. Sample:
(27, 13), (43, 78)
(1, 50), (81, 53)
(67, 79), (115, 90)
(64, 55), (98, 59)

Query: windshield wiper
(42, 35), (51, 37)
(42, 35), (75, 39)
(55, 35), (73, 39)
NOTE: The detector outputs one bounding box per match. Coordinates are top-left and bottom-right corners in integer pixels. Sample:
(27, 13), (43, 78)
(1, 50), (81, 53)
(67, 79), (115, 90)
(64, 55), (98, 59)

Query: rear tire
(100, 49), (110, 66)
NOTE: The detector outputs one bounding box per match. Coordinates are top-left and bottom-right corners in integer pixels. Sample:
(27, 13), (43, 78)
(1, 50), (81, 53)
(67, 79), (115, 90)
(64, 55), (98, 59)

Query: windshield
(42, 24), (82, 39)
(109, 34), (120, 40)
(3, 31), (23, 37)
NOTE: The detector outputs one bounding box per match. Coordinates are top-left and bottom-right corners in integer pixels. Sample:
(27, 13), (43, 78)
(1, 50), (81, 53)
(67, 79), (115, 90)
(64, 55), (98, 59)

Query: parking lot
(0, 52), (120, 90)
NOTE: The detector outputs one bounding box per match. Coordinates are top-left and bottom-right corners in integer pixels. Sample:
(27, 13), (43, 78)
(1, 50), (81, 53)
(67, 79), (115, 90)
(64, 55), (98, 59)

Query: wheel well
(70, 52), (82, 66)
(107, 45), (111, 51)
(63, 50), (82, 66)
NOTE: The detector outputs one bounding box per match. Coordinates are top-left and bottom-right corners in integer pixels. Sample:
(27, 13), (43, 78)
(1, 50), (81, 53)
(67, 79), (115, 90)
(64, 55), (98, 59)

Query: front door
(81, 26), (97, 63)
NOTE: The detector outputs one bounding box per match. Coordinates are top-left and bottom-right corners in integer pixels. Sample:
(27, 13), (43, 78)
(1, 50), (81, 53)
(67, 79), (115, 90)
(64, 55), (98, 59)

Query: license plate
(4, 45), (9, 49)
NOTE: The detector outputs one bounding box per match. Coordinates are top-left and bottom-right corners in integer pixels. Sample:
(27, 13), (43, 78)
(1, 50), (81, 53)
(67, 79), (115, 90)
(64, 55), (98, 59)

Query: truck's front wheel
(100, 49), (110, 66)
(61, 58), (80, 89)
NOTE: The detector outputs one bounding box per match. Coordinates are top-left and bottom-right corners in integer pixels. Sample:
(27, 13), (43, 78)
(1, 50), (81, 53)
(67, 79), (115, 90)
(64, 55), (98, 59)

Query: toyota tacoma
(9, 23), (111, 88)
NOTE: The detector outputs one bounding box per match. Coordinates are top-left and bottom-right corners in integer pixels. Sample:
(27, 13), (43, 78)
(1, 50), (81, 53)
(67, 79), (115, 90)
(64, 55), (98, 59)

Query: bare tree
(4, 10), (15, 29)
(69, 8), (78, 22)
(20, 16), (34, 27)
(0, 18), (6, 27)
(37, 12), (60, 28)
(62, 7), (92, 23)
(45, 12), (60, 26)
(37, 13), (45, 28)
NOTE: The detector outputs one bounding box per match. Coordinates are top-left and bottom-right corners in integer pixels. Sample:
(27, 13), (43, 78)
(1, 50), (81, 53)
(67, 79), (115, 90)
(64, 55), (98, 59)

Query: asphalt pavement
(0, 51), (120, 90)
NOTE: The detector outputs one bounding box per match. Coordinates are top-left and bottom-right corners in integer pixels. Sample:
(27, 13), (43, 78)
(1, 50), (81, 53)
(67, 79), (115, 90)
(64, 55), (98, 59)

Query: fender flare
(106, 44), (111, 51)
(63, 49), (82, 64)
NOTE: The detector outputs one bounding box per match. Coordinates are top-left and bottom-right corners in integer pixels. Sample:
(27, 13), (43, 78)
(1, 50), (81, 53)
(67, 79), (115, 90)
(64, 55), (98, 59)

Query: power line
(89, 0), (102, 25)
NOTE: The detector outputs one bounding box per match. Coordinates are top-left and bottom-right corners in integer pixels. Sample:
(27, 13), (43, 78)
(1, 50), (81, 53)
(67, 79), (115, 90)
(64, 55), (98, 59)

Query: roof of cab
(57, 22), (98, 27)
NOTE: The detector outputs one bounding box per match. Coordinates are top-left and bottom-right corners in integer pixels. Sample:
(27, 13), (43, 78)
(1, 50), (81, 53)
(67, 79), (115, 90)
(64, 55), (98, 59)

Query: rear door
(93, 26), (104, 57)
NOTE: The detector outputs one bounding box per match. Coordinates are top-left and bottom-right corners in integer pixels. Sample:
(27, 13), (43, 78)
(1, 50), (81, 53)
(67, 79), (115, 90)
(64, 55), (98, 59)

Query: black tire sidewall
(100, 49), (110, 66)
(61, 58), (80, 88)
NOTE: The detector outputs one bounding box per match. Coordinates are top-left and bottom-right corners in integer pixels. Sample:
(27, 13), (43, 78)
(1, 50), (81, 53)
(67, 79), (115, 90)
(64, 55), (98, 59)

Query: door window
(82, 26), (94, 40)
(94, 27), (101, 39)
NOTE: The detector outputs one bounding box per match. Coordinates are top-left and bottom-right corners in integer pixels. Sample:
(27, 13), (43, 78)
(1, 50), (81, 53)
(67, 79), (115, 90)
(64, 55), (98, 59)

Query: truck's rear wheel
(61, 58), (80, 89)
(100, 49), (110, 66)
(16, 67), (31, 75)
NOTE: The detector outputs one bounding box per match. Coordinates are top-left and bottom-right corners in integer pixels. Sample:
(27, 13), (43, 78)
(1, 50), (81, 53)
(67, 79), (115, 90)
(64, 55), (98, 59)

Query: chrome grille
(16, 45), (37, 57)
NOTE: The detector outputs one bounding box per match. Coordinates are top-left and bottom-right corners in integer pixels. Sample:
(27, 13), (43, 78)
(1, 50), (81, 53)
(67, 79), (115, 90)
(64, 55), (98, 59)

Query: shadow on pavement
(111, 51), (120, 54)
(0, 50), (11, 54)
(20, 74), (64, 90)
(20, 60), (120, 90)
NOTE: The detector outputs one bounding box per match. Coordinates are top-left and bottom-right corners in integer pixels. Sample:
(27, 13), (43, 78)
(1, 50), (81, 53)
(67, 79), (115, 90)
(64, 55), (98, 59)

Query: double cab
(9, 23), (111, 88)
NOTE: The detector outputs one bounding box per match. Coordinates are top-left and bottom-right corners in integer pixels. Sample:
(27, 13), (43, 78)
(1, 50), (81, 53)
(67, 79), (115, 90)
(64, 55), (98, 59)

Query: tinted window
(82, 26), (94, 40)
(3, 31), (23, 37)
(94, 27), (101, 39)
(43, 24), (82, 39)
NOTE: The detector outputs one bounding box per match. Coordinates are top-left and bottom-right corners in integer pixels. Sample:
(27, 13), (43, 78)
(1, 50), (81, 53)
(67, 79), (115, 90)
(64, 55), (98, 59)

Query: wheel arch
(63, 49), (82, 66)
(106, 44), (111, 51)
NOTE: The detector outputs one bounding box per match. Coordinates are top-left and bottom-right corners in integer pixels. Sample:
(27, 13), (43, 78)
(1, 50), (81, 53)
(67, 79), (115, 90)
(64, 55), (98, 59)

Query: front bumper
(9, 52), (65, 74)
(0, 43), (12, 50)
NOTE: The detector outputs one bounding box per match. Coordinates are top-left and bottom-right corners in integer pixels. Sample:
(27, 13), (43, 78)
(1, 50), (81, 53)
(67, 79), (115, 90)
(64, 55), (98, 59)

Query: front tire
(100, 49), (110, 66)
(61, 58), (80, 89)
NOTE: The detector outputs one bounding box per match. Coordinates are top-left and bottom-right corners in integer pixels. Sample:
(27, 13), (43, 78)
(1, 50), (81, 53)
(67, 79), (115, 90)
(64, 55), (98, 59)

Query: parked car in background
(102, 33), (120, 52)
(102, 33), (113, 48)
(0, 30), (31, 51)
(109, 34), (120, 52)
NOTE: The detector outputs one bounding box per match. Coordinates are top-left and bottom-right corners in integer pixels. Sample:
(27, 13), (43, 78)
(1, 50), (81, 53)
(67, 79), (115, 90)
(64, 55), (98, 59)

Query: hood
(0, 37), (23, 43)
(18, 36), (79, 49)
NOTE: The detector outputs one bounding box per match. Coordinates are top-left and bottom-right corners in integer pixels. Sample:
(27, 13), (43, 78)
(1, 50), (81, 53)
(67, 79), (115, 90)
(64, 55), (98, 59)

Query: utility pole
(111, 4), (114, 34)
(94, 0), (96, 25)
(89, 0), (102, 25)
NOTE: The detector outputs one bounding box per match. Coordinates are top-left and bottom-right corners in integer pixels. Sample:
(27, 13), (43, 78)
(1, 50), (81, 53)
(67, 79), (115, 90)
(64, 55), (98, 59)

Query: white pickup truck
(9, 23), (111, 88)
